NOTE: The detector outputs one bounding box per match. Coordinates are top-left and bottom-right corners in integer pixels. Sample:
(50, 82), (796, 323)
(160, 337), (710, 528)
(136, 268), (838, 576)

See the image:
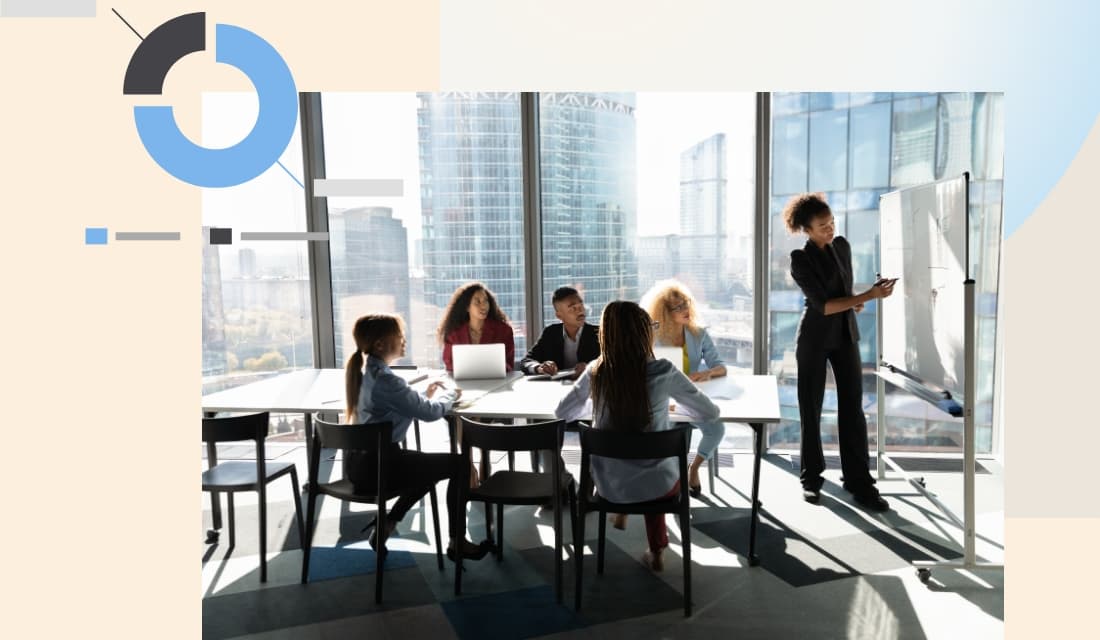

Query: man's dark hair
(552, 286), (580, 305)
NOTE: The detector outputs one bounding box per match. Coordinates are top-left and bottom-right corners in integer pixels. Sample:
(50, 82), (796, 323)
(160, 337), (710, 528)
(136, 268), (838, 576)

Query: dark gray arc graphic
(122, 12), (206, 95)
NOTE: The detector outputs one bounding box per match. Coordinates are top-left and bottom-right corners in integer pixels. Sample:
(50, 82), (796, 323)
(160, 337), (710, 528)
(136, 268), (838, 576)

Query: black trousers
(796, 340), (874, 492)
(347, 445), (464, 537)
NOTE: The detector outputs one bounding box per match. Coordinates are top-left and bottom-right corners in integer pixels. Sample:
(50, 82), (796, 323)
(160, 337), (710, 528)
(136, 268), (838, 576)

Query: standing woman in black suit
(784, 193), (896, 511)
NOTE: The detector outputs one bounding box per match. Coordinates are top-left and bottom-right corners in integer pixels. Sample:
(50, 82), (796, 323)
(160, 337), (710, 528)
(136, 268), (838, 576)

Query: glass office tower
(768, 92), (1004, 453)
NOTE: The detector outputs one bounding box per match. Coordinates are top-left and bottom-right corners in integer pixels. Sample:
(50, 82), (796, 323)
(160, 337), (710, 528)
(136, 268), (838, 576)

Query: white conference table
(201, 368), (780, 564)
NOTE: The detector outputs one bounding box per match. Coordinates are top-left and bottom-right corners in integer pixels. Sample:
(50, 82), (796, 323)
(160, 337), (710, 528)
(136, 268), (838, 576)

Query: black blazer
(789, 235), (860, 349)
(520, 322), (601, 375)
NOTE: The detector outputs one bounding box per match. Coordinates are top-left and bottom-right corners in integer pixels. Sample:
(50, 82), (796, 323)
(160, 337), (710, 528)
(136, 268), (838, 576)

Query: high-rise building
(329, 206), (411, 363)
(238, 248), (257, 279)
(416, 92), (639, 361)
(201, 227), (228, 378)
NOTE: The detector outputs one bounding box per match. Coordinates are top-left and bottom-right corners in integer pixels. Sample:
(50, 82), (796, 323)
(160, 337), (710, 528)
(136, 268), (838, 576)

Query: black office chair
(455, 417), (577, 602)
(574, 424), (693, 617)
(202, 411), (304, 583)
(301, 416), (445, 603)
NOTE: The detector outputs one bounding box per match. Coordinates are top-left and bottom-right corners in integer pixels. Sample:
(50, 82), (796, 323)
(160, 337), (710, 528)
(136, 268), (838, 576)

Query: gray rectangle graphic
(115, 232), (181, 241)
(313, 179), (404, 198)
(239, 232), (330, 241)
(1, 0), (95, 17)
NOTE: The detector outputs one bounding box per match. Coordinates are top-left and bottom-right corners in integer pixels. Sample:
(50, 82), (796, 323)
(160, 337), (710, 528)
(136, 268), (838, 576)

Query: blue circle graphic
(132, 23), (298, 188)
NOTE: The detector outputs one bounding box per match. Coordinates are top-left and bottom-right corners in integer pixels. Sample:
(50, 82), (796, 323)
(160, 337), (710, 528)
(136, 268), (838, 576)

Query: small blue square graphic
(85, 227), (108, 245)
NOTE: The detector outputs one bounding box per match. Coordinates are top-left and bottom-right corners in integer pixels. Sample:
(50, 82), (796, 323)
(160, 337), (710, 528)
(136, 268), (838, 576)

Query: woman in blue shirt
(556, 301), (719, 571)
(644, 281), (727, 497)
(344, 313), (489, 560)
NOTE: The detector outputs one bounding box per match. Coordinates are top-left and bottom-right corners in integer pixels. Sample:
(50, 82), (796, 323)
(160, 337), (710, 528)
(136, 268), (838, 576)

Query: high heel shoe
(446, 539), (493, 562)
(689, 483), (702, 499)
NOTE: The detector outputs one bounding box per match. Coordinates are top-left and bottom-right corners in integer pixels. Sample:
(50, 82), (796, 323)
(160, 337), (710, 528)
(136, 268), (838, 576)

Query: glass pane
(772, 112), (809, 196)
(809, 110), (848, 192)
(891, 96), (937, 187)
(320, 92), (526, 368)
(201, 93), (314, 397)
(848, 102), (891, 189)
(539, 92), (757, 373)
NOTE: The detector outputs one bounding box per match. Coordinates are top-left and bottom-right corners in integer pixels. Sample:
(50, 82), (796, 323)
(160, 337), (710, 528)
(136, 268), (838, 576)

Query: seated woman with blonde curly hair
(641, 280), (728, 498)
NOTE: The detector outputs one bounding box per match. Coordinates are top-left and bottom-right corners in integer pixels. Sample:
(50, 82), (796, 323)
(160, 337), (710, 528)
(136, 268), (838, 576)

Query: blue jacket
(356, 355), (456, 443)
(656, 326), (725, 374)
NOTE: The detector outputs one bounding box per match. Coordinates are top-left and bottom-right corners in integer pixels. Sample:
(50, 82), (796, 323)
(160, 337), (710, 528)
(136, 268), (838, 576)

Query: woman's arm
(555, 365), (593, 422)
(690, 329), (727, 382)
(667, 368), (720, 421)
(377, 374), (456, 422)
(790, 250), (894, 316)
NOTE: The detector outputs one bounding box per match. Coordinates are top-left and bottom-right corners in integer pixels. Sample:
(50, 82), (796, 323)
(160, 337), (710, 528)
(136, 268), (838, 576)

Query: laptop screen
(653, 345), (684, 372)
(452, 343), (507, 380)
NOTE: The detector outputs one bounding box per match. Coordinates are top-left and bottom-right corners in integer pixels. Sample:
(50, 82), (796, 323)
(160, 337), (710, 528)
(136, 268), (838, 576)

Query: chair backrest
(312, 416), (394, 452)
(202, 411), (269, 444)
(459, 417), (563, 455)
(579, 424), (689, 461)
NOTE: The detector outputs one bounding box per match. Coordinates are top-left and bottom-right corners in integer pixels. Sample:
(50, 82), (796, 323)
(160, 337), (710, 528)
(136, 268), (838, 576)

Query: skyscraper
(416, 92), (639, 361)
(329, 206), (411, 363)
(679, 133), (727, 303)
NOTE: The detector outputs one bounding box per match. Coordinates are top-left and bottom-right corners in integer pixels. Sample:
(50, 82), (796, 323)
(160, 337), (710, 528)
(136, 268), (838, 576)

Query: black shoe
(446, 539), (493, 562)
(802, 488), (821, 503)
(540, 501), (554, 511)
(689, 484), (702, 499)
(852, 489), (889, 512)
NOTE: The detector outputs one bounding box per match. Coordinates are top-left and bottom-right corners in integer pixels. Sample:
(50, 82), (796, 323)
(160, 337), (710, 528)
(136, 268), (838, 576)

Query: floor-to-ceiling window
(200, 93), (315, 439)
(767, 92), (1004, 454)
(320, 93), (527, 368)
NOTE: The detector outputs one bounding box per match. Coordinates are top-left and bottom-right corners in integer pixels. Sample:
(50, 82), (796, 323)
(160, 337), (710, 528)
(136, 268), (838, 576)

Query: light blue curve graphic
(133, 23), (297, 188)
(1000, 2), (1100, 236)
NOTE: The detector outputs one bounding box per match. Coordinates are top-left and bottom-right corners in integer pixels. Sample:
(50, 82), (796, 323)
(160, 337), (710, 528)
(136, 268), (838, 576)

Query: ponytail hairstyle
(590, 300), (654, 432)
(345, 313), (405, 423)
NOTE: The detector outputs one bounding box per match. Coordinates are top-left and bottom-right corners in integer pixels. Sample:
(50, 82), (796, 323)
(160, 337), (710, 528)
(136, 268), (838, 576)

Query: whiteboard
(879, 174), (969, 397)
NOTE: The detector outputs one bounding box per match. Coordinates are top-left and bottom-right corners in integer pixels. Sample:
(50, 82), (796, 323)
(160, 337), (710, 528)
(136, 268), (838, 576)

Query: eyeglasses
(651, 321), (660, 330)
(667, 302), (689, 313)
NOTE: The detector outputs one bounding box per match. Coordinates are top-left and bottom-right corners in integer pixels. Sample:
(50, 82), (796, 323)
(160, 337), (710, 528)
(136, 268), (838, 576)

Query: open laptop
(653, 345), (684, 371)
(452, 343), (508, 380)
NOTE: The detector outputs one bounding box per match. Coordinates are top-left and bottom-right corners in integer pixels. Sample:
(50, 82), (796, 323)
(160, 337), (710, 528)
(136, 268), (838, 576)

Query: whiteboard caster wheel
(917, 568), (931, 583)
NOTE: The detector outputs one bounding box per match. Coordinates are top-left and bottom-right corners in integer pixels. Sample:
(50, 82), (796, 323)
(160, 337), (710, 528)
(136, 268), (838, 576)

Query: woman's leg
(641, 482), (680, 571)
(796, 345), (828, 492)
(829, 342), (876, 494)
(689, 420), (726, 488)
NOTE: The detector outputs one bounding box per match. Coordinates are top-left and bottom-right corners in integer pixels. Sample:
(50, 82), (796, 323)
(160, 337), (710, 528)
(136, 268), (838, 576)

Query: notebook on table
(452, 343), (508, 380)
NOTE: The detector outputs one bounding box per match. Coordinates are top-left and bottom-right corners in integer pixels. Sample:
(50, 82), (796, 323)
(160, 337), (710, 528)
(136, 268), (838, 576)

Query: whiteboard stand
(876, 279), (1003, 583)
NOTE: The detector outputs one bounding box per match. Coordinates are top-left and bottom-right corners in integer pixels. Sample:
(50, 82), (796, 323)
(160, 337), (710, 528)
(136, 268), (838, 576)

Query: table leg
(302, 412), (313, 492)
(748, 422), (763, 566)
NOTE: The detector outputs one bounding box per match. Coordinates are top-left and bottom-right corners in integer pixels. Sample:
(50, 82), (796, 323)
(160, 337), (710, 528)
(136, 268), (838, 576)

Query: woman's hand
(538, 361), (559, 375)
(688, 370), (711, 382)
(426, 381), (446, 398)
(869, 279), (896, 299)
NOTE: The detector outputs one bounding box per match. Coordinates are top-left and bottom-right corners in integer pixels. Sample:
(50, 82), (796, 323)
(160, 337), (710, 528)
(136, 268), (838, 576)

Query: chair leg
(289, 468), (305, 549)
(708, 457), (717, 495)
(301, 490), (318, 584)
(429, 487), (444, 571)
(507, 451), (515, 471)
(596, 509), (606, 575)
(454, 495), (464, 596)
(414, 419), (422, 452)
(679, 508), (693, 617)
(554, 489), (563, 604)
(574, 504), (586, 611)
(258, 489), (268, 583)
(375, 500), (386, 604)
(495, 503), (504, 562)
(227, 493), (236, 549)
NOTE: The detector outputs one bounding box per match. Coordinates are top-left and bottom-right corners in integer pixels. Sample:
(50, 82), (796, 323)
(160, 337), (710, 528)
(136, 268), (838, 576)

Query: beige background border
(0, 0), (1088, 636)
